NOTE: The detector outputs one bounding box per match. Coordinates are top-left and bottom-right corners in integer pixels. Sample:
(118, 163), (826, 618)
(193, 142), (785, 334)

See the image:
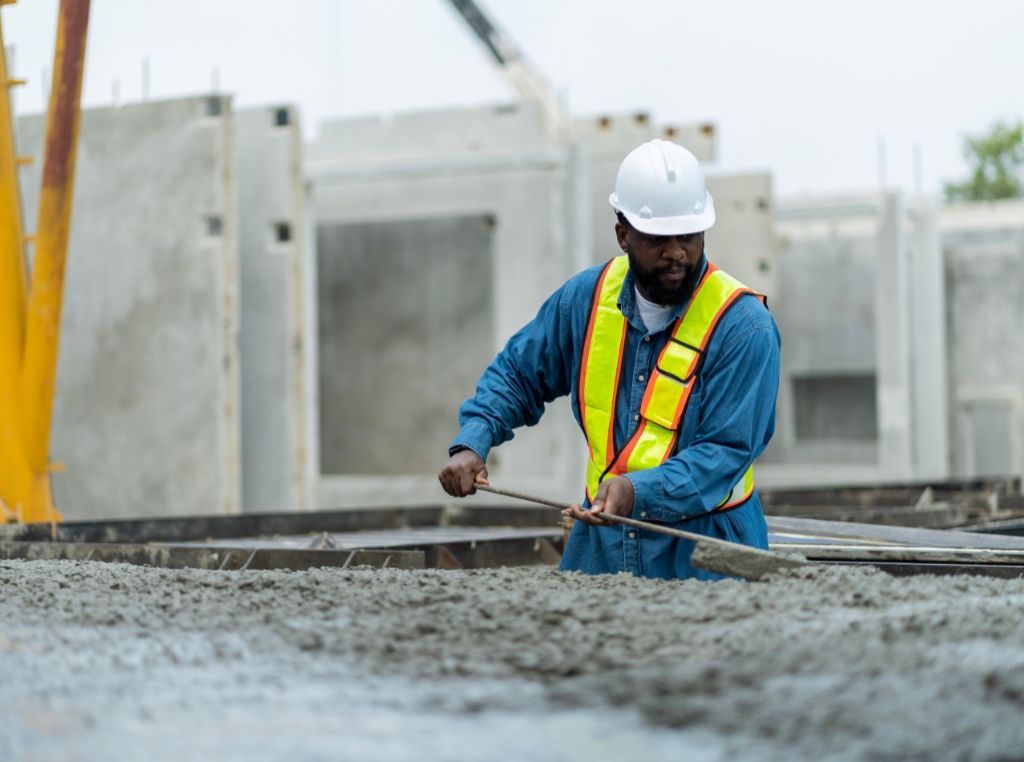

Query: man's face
(616, 222), (705, 306)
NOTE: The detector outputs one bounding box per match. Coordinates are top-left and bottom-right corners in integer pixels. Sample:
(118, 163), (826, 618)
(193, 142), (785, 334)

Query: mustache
(655, 261), (692, 280)
(626, 246), (706, 307)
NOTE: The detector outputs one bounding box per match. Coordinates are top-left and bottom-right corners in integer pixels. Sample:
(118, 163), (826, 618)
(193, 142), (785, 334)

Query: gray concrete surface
(704, 171), (777, 300)
(2, 559), (1024, 761)
(316, 214), (494, 475)
(308, 102), (586, 507)
(943, 201), (1024, 480)
(874, 194), (915, 479)
(17, 96), (241, 519)
(764, 193), (954, 486)
(906, 199), (950, 481)
(767, 199), (879, 474)
(236, 105), (308, 513)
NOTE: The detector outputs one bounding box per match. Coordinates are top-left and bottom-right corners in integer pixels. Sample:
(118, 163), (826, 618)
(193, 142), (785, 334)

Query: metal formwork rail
(2, 507), (1024, 578)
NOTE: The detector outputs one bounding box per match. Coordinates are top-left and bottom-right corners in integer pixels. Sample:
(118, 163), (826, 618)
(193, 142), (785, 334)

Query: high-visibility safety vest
(578, 256), (765, 511)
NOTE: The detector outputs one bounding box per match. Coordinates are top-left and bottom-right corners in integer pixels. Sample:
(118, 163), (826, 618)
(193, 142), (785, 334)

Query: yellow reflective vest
(578, 256), (762, 510)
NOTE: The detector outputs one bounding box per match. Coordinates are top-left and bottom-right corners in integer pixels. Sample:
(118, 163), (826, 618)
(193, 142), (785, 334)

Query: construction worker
(438, 139), (780, 579)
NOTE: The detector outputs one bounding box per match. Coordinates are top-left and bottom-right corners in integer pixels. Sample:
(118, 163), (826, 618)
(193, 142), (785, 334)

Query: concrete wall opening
(316, 215), (495, 476)
(963, 401), (1015, 477)
(793, 373), (878, 441)
(272, 221), (292, 243)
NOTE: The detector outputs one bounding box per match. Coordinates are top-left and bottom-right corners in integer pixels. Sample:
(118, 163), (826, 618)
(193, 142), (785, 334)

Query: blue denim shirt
(450, 258), (781, 580)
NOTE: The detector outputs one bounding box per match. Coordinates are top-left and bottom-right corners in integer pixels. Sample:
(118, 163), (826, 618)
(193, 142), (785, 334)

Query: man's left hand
(563, 476), (635, 526)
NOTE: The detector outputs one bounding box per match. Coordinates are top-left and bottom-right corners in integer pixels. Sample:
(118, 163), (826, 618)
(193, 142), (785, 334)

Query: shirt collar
(616, 256), (709, 335)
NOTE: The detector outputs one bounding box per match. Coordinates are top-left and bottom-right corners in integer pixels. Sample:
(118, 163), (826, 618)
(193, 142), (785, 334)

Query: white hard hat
(609, 139), (715, 235)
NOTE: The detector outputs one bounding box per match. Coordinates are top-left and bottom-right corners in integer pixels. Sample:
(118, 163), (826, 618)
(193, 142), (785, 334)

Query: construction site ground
(2, 559), (1024, 761)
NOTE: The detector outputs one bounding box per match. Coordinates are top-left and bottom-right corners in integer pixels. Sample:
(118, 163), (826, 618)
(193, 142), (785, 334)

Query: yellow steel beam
(0, 2), (36, 523)
(15, 0), (91, 522)
(0, 10), (27, 380)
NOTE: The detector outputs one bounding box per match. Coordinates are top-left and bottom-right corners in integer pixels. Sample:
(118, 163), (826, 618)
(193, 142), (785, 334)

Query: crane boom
(444, 0), (565, 135)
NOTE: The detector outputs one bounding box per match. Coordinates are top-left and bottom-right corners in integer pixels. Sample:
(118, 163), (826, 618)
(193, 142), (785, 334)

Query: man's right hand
(438, 449), (489, 497)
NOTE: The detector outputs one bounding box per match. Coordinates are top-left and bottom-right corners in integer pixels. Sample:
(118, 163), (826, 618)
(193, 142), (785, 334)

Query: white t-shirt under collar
(634, 286), (674, 334)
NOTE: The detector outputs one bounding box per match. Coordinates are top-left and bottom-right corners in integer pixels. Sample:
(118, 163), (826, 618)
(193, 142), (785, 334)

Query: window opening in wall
(316, 215), (495, 475)
(964, 401), (1014, 478)
(793, 374), (877, 441)
(204, 215), (223, 238)
(273, 222), (292, 243)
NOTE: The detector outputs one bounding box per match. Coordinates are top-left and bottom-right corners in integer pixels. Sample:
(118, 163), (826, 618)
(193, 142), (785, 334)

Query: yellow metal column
(0, 1), (35, 522)
(14, 0), (91, 522)
(0, 6), (28, 343)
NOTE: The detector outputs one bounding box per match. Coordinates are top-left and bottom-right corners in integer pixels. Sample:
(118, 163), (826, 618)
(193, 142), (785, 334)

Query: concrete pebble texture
(2, 559), (1024, 761)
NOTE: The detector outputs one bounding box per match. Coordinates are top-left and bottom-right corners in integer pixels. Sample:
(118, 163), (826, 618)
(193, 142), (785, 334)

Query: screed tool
(473, 483), (807, 581)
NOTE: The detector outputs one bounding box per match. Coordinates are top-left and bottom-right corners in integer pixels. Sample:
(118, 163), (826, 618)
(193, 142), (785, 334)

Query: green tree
(944, 120), (1024, 202)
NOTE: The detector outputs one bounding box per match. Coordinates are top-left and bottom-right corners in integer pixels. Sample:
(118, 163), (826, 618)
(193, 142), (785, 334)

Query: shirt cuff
(449, 420), (494, 463)
(625, 468), (682, 522)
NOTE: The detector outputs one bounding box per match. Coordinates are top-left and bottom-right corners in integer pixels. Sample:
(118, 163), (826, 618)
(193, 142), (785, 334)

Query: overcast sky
(4, 0), (1022, 197)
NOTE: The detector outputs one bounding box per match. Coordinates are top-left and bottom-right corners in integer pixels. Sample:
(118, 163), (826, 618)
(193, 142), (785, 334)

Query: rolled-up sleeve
(627, 302), (781, 522)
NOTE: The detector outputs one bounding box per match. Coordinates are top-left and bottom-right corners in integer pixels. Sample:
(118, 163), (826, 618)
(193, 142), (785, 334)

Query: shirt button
(638, 374), (646, 381)
(633, 414), (639, 421)
(629, 532), (637, 539)
(640, 512), (647, 518)
(643, 336), (652, 343)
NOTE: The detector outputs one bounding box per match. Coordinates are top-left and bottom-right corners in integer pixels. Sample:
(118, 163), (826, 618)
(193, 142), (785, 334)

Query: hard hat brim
(609, 192), (716, 236)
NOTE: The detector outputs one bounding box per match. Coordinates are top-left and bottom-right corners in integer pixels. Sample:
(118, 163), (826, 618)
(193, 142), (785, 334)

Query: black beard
(627, 245), (706, 306)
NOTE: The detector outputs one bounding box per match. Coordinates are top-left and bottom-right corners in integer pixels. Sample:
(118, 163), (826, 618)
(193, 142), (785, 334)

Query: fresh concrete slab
(2, 560), (1024, 761)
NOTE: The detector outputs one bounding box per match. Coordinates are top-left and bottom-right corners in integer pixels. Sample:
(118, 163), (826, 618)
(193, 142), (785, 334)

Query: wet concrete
(2, 560), (1024, 761)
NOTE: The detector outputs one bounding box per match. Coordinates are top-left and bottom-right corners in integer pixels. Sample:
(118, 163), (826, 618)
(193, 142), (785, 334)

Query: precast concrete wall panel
(904, 199), (948, 481)
(943, 215), (1024, 479)
(315, 104), (551, 156)
(774, 235), (877, 376)
(17, 97), (240, 520)
(309, 105), (584, 508)
(762, 197), (887, 485)
(236, 105), (308, 513)
(772, 196), (946, 482)
(705, 172), (777, 299)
